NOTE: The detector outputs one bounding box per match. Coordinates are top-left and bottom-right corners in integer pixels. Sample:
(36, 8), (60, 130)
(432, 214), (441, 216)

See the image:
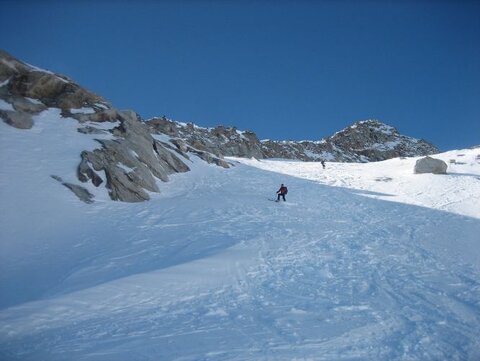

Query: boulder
(11, 96), (47, 114)
(414, 156), (448, 174)
(0, 110), (33, 129)
(51, 175), (94, 204)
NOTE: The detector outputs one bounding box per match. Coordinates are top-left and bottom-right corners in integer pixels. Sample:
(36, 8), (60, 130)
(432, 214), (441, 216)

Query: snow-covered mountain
(1, 49), (480, 360)
(1, 50), (439, 202)
(148, 116), (438, 163)
(262, 119), (438, 162)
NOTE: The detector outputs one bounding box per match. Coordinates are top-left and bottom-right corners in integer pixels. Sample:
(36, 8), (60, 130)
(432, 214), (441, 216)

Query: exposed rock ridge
(323, 120), (439, 162)
(0, 50), (193, 202)
(260, 119), (438, 162)
(146, 116), (263, 161)
(147, 117), (439, 163)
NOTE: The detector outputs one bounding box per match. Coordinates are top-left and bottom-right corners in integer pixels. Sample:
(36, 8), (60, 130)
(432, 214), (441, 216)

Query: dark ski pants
(277, 193), (286, 201)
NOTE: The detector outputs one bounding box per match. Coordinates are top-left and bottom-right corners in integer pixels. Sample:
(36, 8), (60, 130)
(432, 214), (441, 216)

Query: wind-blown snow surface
(1, 113), (480, 360)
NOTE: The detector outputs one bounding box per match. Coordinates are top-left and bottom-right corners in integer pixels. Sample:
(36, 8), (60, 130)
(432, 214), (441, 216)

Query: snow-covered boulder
(414, 156), (448, 174)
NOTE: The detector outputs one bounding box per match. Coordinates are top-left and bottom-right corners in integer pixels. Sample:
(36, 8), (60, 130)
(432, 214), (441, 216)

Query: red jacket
(277, 186), (288, 195)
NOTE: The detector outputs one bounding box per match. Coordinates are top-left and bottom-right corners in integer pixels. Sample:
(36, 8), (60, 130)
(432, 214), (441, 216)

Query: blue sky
(1, 0), (479, 150)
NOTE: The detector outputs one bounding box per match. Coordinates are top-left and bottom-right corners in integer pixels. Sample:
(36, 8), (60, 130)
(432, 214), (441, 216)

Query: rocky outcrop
(0, 50), (191, 202)
(324, 120), (438, 161)
(0, 109), (34, 129)
(414, 156), (448, 174)
(260, 120), (438, 162)
(261, 140), (330, 161)
(147, 117), (264, 160)
(75, 111), (192, 202)
(51, 175), (94, 204)
(151, 117), (439, 163)
(0, 50), (108, 114)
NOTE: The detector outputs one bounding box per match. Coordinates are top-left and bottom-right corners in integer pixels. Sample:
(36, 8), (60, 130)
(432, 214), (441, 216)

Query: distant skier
(276, 184), (288, 202)
(321, 160), (326, 169)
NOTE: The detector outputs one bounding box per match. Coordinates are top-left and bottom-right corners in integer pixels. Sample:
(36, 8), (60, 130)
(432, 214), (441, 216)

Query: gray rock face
(147, 117), (263, 160)
(0, 109), (33, 129)
(79, 110), (191, 202)
(0, 50), (108, 111)
(9, 96), (47, 114)
(414, 156), (448, 174)
(1, 50), (191, 202)
(262, 120), (439, 162)
(0, 72), (46, 129)
(1, 49), (110, 134)
(51, 175), (94, 204)
(149, 118), (439, 163)
(327, 120), (438, 161)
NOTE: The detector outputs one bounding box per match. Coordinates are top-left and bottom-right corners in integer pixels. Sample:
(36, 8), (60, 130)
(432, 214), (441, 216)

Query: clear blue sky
(1, 0), (479, 150)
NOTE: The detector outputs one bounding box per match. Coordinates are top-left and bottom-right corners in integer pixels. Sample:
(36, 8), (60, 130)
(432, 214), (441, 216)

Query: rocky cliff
(262, 120), (438, 162)
(0, 50), (193, 202)
(147, 117), (439, 163)
(146, 116), (263, 161)
(1, 50), (439, 203)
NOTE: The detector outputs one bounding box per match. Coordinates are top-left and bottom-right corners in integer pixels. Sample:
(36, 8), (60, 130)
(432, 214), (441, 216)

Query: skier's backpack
(283, 187), (288, 194)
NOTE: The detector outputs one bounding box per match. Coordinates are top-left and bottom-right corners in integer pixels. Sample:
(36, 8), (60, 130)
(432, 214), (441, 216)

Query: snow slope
(231, 150), (480, 219)
(1, 112), (480, 360)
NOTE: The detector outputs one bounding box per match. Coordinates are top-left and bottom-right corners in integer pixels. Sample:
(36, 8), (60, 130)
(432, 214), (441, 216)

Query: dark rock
(0, 110), (33, 129)
(188, 148), (230, 168)
(51, 175), (94, 204)
(146, 117), (263, 160)
(1, 49), (110, 116)
(67, 109), (120, 123)
(77, 126), (110, 135)
(78, 153), (104, 186)
(11, 96), (47, 114)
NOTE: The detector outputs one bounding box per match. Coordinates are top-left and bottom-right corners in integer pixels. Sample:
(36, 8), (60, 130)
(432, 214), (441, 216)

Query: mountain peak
(352, 119), (397, 132)
(321, 119), (438, 162)
(259, 119), (438, 162)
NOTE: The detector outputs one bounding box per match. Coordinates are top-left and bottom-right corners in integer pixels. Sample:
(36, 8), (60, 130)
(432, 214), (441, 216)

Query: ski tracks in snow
(226, 192), (480, 360)
(1, 159), (480, 360)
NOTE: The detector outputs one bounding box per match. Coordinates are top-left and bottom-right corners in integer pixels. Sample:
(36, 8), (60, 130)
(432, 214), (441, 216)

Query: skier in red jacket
(276, 184), (288, 202)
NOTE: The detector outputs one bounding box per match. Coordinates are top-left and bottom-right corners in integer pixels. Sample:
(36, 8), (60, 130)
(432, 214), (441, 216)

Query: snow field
(231, 150), (480, 219)
(1, 111), (480, 360)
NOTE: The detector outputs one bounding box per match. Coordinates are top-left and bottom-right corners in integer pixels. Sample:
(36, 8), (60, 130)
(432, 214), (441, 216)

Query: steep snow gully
(1, 118), (480, 360)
